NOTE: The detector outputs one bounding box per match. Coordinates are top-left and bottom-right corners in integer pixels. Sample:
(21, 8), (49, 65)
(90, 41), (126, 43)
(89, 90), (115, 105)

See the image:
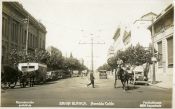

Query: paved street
(1, 72), (172, 108)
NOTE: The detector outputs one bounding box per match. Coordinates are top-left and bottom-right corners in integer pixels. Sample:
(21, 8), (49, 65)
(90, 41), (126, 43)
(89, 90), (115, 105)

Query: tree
(62, 57), (88, 74)
(97, 63), (111, 71)
(8, 47), (89, 75)
(107, 56), (117, 69)
(106, 44), (153, 70)
(8, 49), (50, 69)
(46, 47), (63, 70)
(34, 48), (50, 64)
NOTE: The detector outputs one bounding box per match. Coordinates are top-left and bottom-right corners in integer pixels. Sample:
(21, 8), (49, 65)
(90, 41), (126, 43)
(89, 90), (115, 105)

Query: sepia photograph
(0, 0), (174, 108)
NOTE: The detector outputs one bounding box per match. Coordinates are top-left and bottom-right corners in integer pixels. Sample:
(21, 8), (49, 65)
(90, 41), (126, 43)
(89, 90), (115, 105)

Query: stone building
(2, 2), (47, 65)
(148, 4), (173, 85)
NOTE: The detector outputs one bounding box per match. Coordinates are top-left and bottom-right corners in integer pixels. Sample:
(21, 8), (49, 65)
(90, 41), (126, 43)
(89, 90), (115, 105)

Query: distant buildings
(109, 3), (174, 86)
(2, 2), (47, 65)
(107, 45), (114, 59)
(112, 12), (157, 55)
(148, 4), (173, 82)
(131, 12), (157, 47)
(112, 26), (130, 53)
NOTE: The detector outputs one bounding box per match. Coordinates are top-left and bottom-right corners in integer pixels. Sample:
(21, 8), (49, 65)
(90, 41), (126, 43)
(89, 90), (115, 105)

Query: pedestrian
(87, 72), (95, 88)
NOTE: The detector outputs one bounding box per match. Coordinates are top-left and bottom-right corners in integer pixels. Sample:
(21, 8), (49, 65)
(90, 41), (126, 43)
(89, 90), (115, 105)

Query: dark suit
(87, 73), (95, 88)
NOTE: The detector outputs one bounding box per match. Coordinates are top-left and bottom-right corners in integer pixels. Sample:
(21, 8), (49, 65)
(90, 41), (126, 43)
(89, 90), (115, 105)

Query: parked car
(133, 66), (149, 85)
(72, 70), (79, 77)
(46, 71), (56, 81)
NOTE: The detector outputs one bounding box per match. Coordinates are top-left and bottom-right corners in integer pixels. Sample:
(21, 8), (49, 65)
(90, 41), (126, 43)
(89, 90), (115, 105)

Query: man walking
(87, 72), (95, 88)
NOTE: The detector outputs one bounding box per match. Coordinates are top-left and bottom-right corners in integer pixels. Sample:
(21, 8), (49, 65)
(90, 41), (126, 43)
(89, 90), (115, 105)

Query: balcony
(154, 25), (173, 40)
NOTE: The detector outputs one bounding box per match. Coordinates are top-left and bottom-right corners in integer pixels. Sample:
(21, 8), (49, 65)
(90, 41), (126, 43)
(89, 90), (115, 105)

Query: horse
(2, 65), (19, 88)
(118, 67), (130, 91)
(19, 71), (29, 88)
(27, 71), (36, 87)
(19, 71), (36, 87)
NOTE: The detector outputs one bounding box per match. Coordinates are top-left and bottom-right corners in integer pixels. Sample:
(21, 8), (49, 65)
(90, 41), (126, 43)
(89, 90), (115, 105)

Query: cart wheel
(145, 83), (149, 86)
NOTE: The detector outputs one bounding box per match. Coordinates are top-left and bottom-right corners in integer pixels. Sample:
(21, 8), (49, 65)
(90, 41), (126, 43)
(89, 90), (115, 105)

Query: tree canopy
(107, 44), (154, 69)
(8, 47), (88, 72)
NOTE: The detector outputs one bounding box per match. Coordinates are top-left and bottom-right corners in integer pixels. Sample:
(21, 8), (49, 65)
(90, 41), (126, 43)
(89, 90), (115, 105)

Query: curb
(148, 83), (172, 89)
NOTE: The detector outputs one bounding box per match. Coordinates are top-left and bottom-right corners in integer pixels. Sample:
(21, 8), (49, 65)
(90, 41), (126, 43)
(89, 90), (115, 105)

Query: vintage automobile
(46, 71), (56, 81)
(133, 66), (149, 85)
(72, 70), (79, 77)
(99, 70), (107, 79)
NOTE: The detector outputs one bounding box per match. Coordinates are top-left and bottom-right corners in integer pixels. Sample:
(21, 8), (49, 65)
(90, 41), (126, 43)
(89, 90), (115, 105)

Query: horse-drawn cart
(17, 63), (47, 88)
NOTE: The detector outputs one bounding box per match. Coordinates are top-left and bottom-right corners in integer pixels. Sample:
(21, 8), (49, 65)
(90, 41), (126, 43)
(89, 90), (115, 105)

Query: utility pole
(79, 37), (105, 73)
(91, 38), (94, 73)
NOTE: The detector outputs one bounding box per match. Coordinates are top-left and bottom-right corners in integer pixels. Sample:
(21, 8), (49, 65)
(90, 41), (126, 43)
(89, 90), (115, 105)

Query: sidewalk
(148, 81), (173, 89)
(148, 69), (173, 89)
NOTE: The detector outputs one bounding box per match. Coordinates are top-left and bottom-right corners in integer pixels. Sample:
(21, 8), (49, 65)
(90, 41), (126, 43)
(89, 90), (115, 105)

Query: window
(2, 15), (9, 39)
(35, 37), (38, 48)
(32, 35), (34, 48)
(22, 29), (26, 44)
(20, 26), (23, 43)
(2, 17), (5, 37)
(11, 22), (14, 41)
(28, 33), (30, 47)
(31, 34), (33, 48)
(157, 41), (163, 67)
(2, 46), (6, 64)
(29, 66), (34, 68)
(43, 40), (45, 49)
(11, 20), (18, 43)
(24, 30), (27, 44)
(18, 26), (21, 42)
(167, 36), (173, 67)
(15, 23), (18, 43)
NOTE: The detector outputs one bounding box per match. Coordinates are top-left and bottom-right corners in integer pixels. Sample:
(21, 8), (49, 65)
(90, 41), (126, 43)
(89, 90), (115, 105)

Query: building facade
(107, 45), (114, 59)
(131, 12), (157, 47)
(112, 12), (157, 55)
(2, 2), (47, 65)
(148, 4), (173, 84)
(112, 26), (130, 54)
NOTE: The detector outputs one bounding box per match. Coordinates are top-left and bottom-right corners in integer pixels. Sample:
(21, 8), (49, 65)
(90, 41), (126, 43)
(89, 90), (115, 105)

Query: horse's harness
(117, 66), (129, 80)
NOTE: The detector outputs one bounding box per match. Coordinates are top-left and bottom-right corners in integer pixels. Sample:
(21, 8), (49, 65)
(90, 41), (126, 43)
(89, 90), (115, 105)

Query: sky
(17, 0), (172, 70)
